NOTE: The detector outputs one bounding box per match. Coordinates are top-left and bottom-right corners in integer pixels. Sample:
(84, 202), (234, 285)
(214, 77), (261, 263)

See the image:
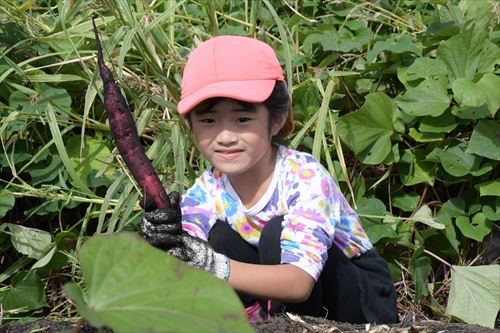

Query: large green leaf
(466, 120), (500, 161)
(395, 77), (450, 117)
(0, 223), (52, 259)
(64, 233), (252, 333)
(446, 265), (500, 328)
(437, 29), (496, 80)
(337, 93), (398, 165)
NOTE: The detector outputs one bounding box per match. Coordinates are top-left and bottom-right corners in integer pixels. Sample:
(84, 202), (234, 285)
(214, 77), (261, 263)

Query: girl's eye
(236, 117), (252, 123)
(199, 118), (215, 124)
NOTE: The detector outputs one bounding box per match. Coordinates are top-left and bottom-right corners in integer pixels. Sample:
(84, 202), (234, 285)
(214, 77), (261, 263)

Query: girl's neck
(228, 145), (278, 208)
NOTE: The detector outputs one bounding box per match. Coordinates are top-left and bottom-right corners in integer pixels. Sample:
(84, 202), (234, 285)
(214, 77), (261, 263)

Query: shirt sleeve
(279, 156), (340, 281)
(180, 171), (218, 241)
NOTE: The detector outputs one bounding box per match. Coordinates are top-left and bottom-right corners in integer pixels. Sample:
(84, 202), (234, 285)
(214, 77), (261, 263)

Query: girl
(141, 35), (398, 324)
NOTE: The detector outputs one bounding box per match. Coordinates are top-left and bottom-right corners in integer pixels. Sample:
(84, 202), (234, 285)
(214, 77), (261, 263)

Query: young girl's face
(190, 98), (281, 179)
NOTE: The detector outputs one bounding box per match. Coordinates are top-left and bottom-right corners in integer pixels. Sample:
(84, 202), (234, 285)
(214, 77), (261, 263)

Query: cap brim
(178, 79), (276, 115)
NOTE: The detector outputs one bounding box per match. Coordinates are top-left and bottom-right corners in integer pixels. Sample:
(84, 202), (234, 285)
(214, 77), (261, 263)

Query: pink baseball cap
(178, 35), (284, 115)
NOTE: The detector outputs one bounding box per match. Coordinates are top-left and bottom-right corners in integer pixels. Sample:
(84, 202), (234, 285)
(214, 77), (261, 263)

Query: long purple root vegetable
(92, 17), (169, 209)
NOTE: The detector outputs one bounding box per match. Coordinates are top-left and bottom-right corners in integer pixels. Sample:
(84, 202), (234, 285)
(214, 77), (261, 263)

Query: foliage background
(0, 0), (499, 329)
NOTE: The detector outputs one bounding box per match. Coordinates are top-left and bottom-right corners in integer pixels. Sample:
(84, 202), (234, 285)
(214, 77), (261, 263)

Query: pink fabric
(178, 35), (284, 115)
(245, 300), (271, 323)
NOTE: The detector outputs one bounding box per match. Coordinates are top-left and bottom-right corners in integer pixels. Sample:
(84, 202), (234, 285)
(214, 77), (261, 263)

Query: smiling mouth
(216, 150), (243, 160)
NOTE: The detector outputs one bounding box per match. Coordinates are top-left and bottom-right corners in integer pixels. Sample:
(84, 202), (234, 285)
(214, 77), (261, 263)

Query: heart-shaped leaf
(455, 213), (492, 242)
(447, 265), (500, 328)
(64, 233), (252, 333)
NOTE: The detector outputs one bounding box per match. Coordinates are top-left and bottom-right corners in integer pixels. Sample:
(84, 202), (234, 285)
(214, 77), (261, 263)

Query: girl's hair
(184, 81), (294, 143)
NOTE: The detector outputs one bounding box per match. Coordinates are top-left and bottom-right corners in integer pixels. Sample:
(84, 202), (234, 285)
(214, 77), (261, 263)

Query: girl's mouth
(217, 150), (243, 160)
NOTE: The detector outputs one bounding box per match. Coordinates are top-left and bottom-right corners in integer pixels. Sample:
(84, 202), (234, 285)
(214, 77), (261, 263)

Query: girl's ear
(271, 112), (288, 136)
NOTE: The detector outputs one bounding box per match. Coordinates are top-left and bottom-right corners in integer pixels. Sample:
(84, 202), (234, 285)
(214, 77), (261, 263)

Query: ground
(1, 314), (499, 333)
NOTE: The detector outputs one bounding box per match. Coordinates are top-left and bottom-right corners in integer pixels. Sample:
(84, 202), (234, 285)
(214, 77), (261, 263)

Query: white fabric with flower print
(180, 145), (373, 280)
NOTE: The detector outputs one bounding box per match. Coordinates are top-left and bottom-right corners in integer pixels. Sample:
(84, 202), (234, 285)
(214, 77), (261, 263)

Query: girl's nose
(216, 127), (238, 146)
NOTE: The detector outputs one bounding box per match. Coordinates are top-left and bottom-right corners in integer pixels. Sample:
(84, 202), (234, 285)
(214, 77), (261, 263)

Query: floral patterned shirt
(181, 145), (373, 280)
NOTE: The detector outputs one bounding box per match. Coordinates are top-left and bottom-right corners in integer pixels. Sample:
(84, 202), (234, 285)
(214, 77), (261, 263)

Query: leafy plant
(0, 0), (499, 329)
(64, 233), (252, 333)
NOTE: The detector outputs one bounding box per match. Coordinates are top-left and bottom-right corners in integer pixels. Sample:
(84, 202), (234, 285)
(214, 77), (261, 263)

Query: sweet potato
(92, 18), (169, 209)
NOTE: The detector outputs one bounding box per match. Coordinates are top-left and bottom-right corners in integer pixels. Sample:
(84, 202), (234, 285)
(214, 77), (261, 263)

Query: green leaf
(451, 104), (491, 120)
(357, 197), (396, 244)
(466, 120), (500, 161)
(292, 81), (321, 121)
(399, 150), (436, 186)
(367, 34), (422, 63)
(392, 192), (420, 212)
(441, 198), (466, 217)
(475, 179), (500, 197)
(9, 84), (71, 116)
(0, 224), (52, 259)
(65, 233), (252, 333)
(455, 213), (492, 242)
(337, 93), (397, 165)
(408, 128), (443, 142)
(476, 73), (500, 116)
(0, 271), (48, 312)
(410, 205), (445, 229)
(419, 112), (457, 133)
(32, 246), (57, 270)
(0, 140), (33, 168)
(437, 29), (489, 80)
(396, 77), (450, 117)
(397, 57), (448, 86)
(447, 265), (500, 328)
(64, 283), (106, 327)
(435, 208), (460, 253)
(483, 199), (500, 221)
(452, 78), (489, 107)
(440, 142), (482, 177)
(0, 190), (15, 219)
(29, 155), (63, 186)
(409, 251), (432, 300)
(66, 135), (115, 186)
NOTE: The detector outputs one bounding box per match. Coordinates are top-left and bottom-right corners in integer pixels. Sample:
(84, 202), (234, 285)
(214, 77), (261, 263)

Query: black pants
(208, 217), (398, 324)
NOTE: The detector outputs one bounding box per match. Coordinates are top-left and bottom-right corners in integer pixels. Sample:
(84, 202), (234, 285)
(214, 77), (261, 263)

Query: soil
(1, 314), (499, 333)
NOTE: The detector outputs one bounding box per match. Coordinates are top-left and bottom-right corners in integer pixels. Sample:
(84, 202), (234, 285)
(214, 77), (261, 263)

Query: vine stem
(424, 249), (453, 268)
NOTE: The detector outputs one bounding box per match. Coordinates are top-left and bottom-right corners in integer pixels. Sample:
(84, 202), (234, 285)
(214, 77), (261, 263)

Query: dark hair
(264, 80), (294, 141)
(184, 81), (294, 143)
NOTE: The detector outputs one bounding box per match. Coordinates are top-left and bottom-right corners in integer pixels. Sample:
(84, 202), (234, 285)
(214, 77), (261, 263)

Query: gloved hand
(168, 233), (231, 281)
(140, 191), (182, 250)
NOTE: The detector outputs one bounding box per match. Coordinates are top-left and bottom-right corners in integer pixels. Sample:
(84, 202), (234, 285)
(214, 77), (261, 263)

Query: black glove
(140, 191), (182, 250)
(168, 233), (231, 281)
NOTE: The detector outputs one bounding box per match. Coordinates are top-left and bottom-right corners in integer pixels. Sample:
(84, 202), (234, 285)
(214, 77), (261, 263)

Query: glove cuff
(213, 252), (231, 281)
